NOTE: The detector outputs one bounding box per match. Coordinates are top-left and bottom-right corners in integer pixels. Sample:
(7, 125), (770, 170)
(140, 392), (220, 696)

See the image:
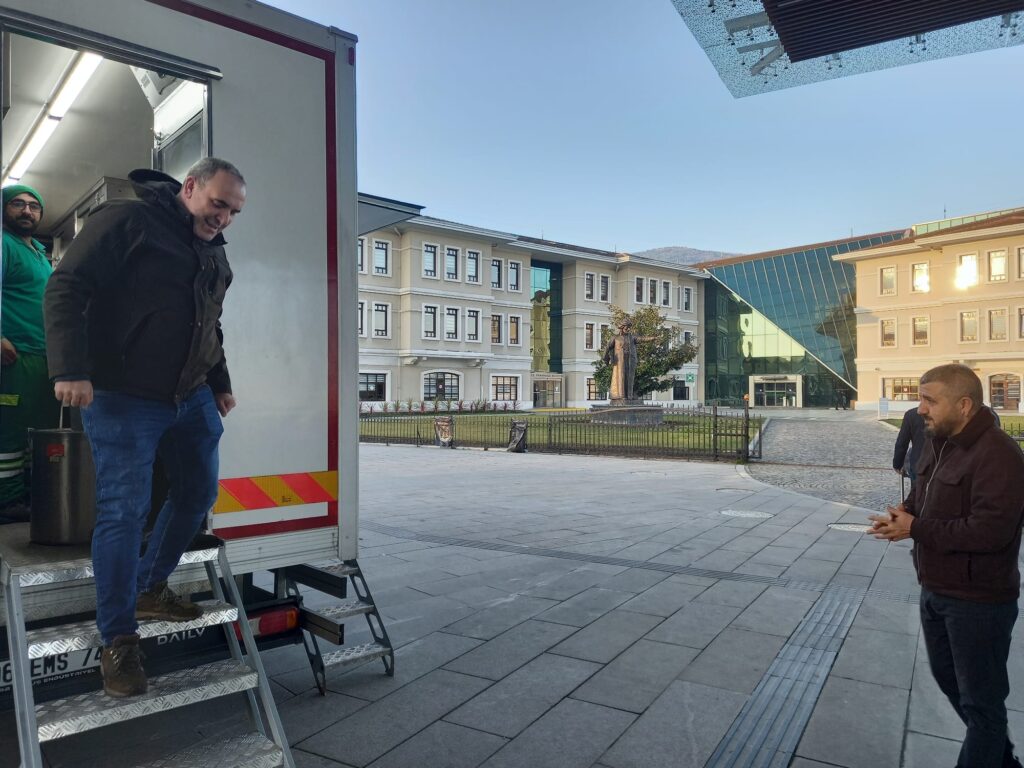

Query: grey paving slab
(536, 587), (635, 627)
(550, 609), (664, 664)
(689, 548), (753, 572)
(299, 670), (492, 767)
(325, 631), (483, 702)
(747, 545), (804, 567)
(678, 628), (786, 694)
(441, 594), (559, 639)
(908, 659), (965, 740)
(600, 680), (747, 768)
(693, 579), (768, 608)
(733, 561), (787, 578)
(851, 596), (920, 636)
(780, 556), (841, 584)
(796, 676), (909, 768)
(730, 586), (818, 637)
(830, 626), (917, 690)
(644, 600), (745, 649)
(480, 699), (635, 768)
(367, 721), (507, 768)
(903, 731), (961, 768)
(837, 553), (883, 578)
(442, 618), (578, 679)
(720, 534), (778, 554)
(572, 639), (699, 713)
(787, 760), (839, 768)
(598, 567), (671, 594)
(278, 688), (370, 744)
(617, 577), (708, 617)
(446, 654), (600, 738)
(523, 568), (619, 600)
(293, 751), (358, 768)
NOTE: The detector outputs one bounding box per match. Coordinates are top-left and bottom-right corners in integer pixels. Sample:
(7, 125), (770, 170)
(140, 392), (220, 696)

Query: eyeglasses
(7, 199), (42, 212)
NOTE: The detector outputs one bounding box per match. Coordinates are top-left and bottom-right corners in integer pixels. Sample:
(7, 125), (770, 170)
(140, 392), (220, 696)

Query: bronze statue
(601, 320), (653, 402)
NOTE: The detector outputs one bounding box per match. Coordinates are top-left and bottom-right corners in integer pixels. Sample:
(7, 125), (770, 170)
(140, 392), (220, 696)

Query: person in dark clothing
(44, 158), (246, 698)
(893, 406), (926, 483)
(869, 364), (1024, 768)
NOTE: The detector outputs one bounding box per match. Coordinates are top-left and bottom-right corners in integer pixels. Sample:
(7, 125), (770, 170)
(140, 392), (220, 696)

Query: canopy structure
(670, 0), (1024, 97)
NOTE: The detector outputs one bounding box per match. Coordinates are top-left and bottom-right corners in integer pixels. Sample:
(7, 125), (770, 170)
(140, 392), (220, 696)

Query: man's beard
(4, 216), (38, 235)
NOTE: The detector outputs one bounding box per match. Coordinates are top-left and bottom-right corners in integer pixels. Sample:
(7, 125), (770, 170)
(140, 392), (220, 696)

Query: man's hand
(53, 380), (94, 409)
(0, 338), (17, 366)
(893, 467), (904, 476)
(868, 504), (913, 542)
(215, 393), (236, 417)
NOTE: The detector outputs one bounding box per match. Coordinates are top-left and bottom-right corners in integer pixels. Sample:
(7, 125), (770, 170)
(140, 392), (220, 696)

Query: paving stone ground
(5, 430), (1021, 768)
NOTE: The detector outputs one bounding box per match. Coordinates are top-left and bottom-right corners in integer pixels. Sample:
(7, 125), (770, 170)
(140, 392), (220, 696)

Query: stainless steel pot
(28, 413), (96, 546)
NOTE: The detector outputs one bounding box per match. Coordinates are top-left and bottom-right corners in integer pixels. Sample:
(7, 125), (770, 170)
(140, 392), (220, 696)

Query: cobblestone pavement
(748, 409), (903, 513)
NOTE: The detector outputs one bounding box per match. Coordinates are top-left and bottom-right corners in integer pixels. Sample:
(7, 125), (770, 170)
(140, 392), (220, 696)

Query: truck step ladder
(0, 524), (295, 768)
(280, 560), (394, 695)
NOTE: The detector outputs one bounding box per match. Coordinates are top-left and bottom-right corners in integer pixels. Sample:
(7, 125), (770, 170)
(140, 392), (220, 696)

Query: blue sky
(266, 0), (1024, 254)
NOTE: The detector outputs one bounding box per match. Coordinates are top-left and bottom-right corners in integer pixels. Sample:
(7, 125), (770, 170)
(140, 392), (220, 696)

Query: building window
(491, 259), (502, 289)
(960, 310), (978, 342)
(424, 372), (459, 401)
(911, 262), (929, 293)
(879, 266), (896, 296)
(884, 378), (919, 401)
(599, 274), (610, 302)
(422, 244), (438, 278)
(956, 253), (978, 289)
(423, 305), (438, 338)
(508, 261), (521, 291)
(358, 373), (386, 401)
(1019, 307), (1024, 339)
(648, 279), (658, 305)
(357, 300), (365, 337)
(466, 309), (480, 341)
(683, 330), (693, 345)
(661, 281), (671, 307)
(585, 272), (595, 300)
(492, 376), (518, 401)
(445, 307), (460, 340)
(586, 378), (607, 401)
(373, 303), (389, 337)
(912, 316), (929, 346)
(467, 251), (480, 283)
(445, 247), (460, 280)
(880, 318), (896, 347)
(585, 322), (595, 350)
(373, 241), (390, 275)
(988, 250), (1007, 282)
(357, 238), (365, 273)
(509, 316), (521, 346)
(682, 286), (693, 312)
(600, 323), (609, 346)
(989, 308), (1008, 341)
(1019, 247), (1024, 280)
(491, 313), (503, 344)
(635, 277), (644, 303)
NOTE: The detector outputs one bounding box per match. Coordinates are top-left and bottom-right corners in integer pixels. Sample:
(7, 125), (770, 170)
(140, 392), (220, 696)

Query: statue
(601, 319), (654, 402)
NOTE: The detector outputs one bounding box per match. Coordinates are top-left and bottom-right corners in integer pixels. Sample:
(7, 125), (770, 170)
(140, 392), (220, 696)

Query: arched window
(989, 374), (1021, 410)
(423, 372), (460, 401)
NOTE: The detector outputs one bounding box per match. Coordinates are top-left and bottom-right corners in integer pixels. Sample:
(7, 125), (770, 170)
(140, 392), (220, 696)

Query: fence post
(712, 405), (719, 460)
(741, 399), (750, 462)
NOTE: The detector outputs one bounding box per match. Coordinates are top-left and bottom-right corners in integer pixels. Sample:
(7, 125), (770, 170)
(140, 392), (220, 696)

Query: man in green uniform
(1, 184), (60, 518)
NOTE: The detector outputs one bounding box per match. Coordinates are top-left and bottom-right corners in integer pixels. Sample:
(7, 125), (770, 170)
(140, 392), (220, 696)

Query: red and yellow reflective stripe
(213, 471), (337, 514)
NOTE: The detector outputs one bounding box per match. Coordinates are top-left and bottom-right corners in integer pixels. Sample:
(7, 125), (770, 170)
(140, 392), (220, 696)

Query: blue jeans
(920, 588), (1020, 768)
(82, 386), (223, 644)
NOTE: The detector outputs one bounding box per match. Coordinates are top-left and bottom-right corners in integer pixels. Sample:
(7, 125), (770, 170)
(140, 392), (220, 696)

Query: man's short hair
(186, 157), (245, 186)
(920, 363), (983, 411)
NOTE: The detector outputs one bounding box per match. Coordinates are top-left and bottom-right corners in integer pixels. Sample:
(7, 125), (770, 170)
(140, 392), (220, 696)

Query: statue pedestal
(591, 400), (665, 425)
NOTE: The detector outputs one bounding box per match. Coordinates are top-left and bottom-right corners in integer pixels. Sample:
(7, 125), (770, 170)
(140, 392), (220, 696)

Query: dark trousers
(920, 588), (1020, 768)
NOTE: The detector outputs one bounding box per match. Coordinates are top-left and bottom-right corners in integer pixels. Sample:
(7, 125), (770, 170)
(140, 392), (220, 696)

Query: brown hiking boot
(101, 634), (147, 697)
(136, 582), (203, 622)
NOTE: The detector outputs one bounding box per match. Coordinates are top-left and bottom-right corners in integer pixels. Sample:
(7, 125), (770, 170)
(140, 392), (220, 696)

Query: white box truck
(0, 1), (420, 763)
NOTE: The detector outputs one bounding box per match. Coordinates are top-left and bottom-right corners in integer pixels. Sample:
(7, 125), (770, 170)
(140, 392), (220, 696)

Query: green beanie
(2, 184), (44, 209)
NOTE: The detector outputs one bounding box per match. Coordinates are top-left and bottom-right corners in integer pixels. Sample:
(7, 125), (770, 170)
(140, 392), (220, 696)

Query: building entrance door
(754, 381), (797, 407)
(533, 379), (562, 408)
(990, 374), (1021, 411)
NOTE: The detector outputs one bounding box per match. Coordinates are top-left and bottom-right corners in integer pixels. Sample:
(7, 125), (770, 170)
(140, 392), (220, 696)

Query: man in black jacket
(870, 364), (1024, 768)
(44, 158), (246, 697)
(892, 405), (925, 483)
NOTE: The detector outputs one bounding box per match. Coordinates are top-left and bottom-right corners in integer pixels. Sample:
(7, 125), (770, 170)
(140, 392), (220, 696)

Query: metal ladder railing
(1, 528), (294, 768)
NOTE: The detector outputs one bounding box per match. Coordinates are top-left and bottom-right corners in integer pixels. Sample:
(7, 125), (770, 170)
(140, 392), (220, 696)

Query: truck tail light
(233, 605), (299, 641)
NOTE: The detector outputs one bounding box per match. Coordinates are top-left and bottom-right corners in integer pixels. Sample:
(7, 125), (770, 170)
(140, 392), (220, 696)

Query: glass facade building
(704, 231), (905, 407)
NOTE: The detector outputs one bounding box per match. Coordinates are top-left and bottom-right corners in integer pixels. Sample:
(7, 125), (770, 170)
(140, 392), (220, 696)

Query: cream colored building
(357, 216), (705, 409)
(836, 209), (1024, 412)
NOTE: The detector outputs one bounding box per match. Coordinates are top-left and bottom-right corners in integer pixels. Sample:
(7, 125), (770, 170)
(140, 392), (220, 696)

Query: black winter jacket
(44, 169), (232, 402)
(906, 407), (1024, 603)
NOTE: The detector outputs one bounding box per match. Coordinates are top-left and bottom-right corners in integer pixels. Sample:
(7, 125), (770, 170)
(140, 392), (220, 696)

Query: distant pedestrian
(892, 406), (925, 483)
(869, 364), (1024, 768)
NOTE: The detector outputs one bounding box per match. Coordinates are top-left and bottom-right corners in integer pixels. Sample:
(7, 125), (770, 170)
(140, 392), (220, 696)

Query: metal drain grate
(828, 523), (871, 533)
(721, 510), (775, 519)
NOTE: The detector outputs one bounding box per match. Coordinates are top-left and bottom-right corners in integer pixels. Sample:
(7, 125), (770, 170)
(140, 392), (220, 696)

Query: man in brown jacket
(870, 364), (1024, 768)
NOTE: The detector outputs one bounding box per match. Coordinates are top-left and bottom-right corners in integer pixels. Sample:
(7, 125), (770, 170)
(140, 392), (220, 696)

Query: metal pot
(28, 421), (96, 546)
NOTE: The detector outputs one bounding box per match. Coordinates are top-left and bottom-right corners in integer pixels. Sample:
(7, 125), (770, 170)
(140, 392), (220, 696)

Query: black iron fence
(359, 405), (764, 462)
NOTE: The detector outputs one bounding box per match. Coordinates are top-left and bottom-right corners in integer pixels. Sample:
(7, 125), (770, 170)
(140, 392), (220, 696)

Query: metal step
(130, 732), (284, 768)
(300, 599), (373, 644)
(25, 600), (237, 658)
(10, 546), (221, 588)
(36, 659), (256, 742)
(321, 641), (390, 670)
(281, 561), (359, 599)
(310, 599), (373, 622)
